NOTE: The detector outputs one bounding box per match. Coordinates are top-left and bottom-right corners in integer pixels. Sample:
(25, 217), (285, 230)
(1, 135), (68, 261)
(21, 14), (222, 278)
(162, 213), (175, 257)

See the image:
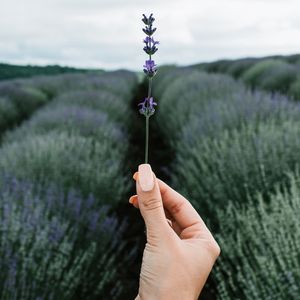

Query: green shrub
(285, 54), (300, 64)
(201, 60), (232, 73)
(0, 82), (48, 117)
(214, 173), (300, 299)
(50, 90), (131, 123)
(0, 97), (18, 133)
(226, 59), (256, 78)
(0, 132), (127, 204)
(153, 66), (193, 98)
(259, 64), (297, 93)
(180, 91), (300, 141)
(0, 63), (91, 80)
(27, 71), (137, 99)
(289, 78), (300, 100)
(242, 59), (297, 93)
(4, 105), (126, 146)
(0, 176), (124, 299)
(156, 71), (243, 140)
(172, 120), (300, 221)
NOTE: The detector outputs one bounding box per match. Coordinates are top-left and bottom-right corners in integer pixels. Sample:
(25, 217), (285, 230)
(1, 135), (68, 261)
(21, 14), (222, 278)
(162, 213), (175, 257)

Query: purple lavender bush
(0, 175), (125, 299)
(50, 89), (131, 124)
(0, 131), (126, 204)
(4, 105), (126, 146)
(26, 71), (136, 99)
(138, 13), (159, 163)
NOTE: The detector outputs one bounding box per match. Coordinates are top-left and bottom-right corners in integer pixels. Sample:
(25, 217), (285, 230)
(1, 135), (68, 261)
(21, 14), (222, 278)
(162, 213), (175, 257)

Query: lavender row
(195, 54), (300, 100)
(155, 70), (300, 215)
(154, 68), (300, 298)
(0, 70), (138, 298)
(0, 70), (137, 138)
(1, 71), (137, 202)
(215, 172), (300, 299)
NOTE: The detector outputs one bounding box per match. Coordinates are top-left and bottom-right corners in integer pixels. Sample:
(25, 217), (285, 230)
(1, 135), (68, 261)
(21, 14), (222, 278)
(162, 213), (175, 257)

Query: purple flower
(140, 13), (159, 162)
(143, 60), (157, 77)
(138, 97), (157, 116)
(143, 37), (159, 55)
(143, 36), (159, 46)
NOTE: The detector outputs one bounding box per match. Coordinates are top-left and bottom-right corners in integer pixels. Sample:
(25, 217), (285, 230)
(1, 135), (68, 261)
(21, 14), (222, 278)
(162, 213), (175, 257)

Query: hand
(129, 164), (220, 300)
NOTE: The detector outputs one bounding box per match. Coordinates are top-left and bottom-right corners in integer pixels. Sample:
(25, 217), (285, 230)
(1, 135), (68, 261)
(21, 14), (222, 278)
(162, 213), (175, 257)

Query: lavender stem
(145, 115), (149, 163)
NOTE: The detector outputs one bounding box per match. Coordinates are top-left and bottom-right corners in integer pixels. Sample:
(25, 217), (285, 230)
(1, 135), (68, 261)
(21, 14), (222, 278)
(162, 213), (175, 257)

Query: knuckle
(169, 200), (185, 215)
(143, 196), (162, 211)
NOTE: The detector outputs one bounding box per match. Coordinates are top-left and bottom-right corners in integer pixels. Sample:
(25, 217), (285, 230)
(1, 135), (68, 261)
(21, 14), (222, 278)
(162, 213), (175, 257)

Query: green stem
(148, 78), (152, 98)
(144, 54), (153, 164)
(145, 115), (150, 163)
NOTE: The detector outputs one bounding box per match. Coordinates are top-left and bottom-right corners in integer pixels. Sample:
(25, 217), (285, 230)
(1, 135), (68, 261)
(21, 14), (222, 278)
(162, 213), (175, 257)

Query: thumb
(136, 164), (169, 242)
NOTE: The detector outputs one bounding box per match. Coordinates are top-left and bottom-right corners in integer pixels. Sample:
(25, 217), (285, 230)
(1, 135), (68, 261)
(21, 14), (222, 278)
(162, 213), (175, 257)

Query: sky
(0, 0), (300, 70)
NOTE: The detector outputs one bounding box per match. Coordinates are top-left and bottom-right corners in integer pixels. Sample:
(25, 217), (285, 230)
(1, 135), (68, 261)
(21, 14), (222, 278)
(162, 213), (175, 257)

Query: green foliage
(226, 59), (256, 78)
(0, 131), (126, 205)
(0, 97), (18, 133)
(50, 90), (131, 123)
(215, 173), (300, 299)
(155, 66), (300, 299)
(26, 71), (137, 98)
(153, 66), (193, 98)
(4, 105), (126, 145)
(156, 68), (300, 223)
(238, 59), (298, 93)
(180, 91), (299, 140)
(0, 83), (48, 118)
(195, 55), (300, 99)
(259, 64), (298, 93)
(289, 77), (300, 100)
(0, 70), (137, 299)
(156, 71), (241, 140)
(201, 60), (233, 73)
(242, 60), (281, 85)
(173, 120), (300, 222)
(0, 62), (93, 80)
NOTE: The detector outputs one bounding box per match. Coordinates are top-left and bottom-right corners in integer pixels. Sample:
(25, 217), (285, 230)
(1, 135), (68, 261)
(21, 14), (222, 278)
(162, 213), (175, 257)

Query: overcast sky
(0, 0), (300, 70)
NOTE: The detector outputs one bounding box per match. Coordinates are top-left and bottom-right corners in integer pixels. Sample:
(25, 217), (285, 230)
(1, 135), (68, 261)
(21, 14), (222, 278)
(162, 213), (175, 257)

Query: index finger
(157, 179), (210, 235)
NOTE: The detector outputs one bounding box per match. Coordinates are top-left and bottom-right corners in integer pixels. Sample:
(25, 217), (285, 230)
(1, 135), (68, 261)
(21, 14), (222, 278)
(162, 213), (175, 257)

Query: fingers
(129, 195), (138, 207)
(157, 179), (211, 239)
(135, 164), (170, 243)
(130, 172), (211, 239)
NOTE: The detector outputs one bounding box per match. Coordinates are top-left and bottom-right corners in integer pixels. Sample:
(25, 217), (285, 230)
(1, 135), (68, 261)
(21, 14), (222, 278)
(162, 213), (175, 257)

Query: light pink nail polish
(138, 164), (154, 192)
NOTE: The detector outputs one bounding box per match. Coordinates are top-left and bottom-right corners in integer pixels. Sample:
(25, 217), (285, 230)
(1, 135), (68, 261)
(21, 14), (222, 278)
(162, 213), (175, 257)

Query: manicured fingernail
(133, 172), (138, 180)
(138, 164), (154, 192)
(129, 195), (136, 204)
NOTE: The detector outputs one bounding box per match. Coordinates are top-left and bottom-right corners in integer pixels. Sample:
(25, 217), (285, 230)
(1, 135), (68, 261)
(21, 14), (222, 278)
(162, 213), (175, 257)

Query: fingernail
(133, 172), (138, 181)
(138, 164), (154, 192)
(129, 195), (136, 204)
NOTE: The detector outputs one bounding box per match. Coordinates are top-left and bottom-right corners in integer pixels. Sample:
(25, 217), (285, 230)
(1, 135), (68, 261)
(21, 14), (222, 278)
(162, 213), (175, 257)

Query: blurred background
(1, 0), (300, 69)
(1, 1), (300, 300)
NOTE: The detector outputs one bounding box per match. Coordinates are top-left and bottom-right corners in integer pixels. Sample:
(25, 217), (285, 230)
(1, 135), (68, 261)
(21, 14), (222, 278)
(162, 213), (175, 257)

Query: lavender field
(0, 53), (300, 299)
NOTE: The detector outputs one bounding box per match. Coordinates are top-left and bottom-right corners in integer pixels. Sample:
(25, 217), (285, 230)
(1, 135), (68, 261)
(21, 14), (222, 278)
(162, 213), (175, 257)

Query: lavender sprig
(139, 13), (159, 163)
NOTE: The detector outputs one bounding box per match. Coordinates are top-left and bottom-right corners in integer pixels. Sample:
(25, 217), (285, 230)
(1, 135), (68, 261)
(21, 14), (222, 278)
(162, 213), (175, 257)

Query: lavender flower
(139, 13), (159, 163)
(138, 97), (157, 116)
(143, 60), (157, 77)
(143, 37), (159, 55)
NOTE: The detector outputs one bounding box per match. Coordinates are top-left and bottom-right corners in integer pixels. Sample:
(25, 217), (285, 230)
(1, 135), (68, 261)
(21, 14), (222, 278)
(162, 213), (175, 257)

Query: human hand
(129, 164), (220, 300)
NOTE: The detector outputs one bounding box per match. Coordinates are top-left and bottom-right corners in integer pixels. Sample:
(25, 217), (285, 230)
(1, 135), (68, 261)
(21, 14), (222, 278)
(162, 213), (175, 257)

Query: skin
(129, 164), (220, 300)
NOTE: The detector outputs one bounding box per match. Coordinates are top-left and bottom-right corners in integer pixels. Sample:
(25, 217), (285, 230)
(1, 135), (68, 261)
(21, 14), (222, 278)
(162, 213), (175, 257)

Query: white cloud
(0, 0), (299, 70)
